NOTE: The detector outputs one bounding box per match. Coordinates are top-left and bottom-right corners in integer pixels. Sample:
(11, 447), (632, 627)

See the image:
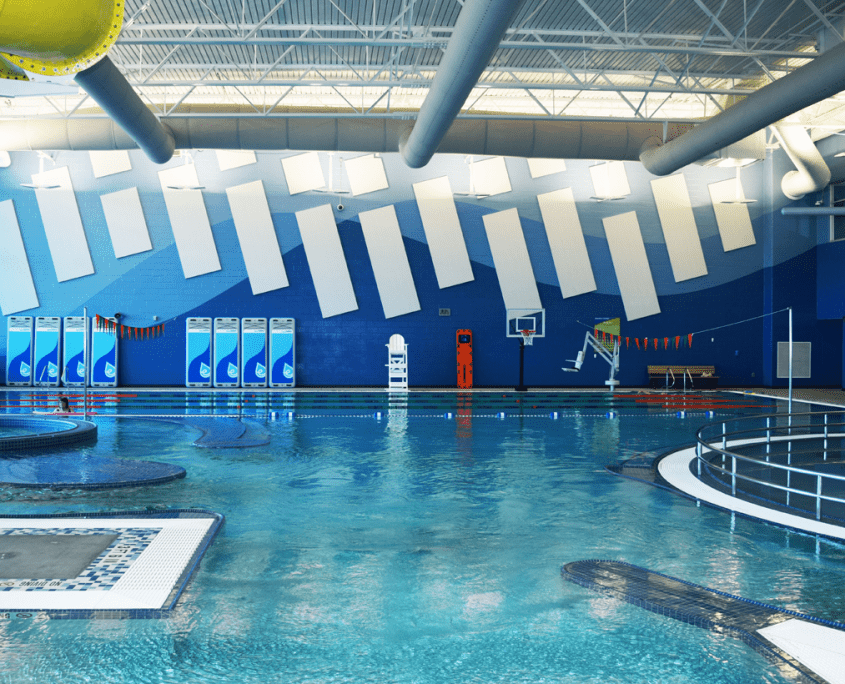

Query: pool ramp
(563, 559), (845, 684)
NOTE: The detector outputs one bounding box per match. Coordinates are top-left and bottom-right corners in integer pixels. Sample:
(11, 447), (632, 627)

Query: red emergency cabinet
(457, 329), (472, 389)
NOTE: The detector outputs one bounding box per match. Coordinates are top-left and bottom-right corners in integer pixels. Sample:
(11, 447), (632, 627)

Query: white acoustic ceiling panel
(590, 161), (631, 199)
(281, 152), (325, 195)
(100, 187), (152, 259)
(708, 178), (757, 251)
(527, 158), (566, 178)
(537, 188), (596, 298)
(158, 164), (221, 279)
(226, 180), (288, 295)
(471, 157), (512, 196)
(89, 150), (132, 178)
(295, 204), (358, 318)
(345, 154), (389, 196)
(412, 176), (474, 289)
(216, 150), (256, 171)
(650, 174), (708, 282)
(33, 166), (94, 282)
(603, 211), (661, 321)
(359, 205), (421, 319)
(482, 208), (541, 311)
(0, 200), (39, 314)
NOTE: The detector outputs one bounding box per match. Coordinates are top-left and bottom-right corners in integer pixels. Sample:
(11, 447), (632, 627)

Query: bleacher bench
(647, 365), (718, 389)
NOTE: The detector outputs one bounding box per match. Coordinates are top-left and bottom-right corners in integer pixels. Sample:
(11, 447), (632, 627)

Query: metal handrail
(695, 410), (845, 521)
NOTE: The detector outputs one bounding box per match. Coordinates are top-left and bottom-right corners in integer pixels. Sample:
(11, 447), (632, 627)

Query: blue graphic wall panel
(270, 318), (295, 387)
(91, 328), (118, 387)
(6, 316), (32, 386)
(62, 317), (87, 386)
(34, 317), (61, 386)
(241, 318), (267, 387)
(185, 317), (212, 387)
(213, 318), (239, 387)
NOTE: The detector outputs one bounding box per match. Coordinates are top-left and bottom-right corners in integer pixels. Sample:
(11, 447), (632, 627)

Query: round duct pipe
(639, 39), (845, 176)
(772, 125), (830, 200)
(0, 116), (695, 162)
(399, 0), (528, 168)
(75, 57), (175, 164)
(781, 207), (845, 215)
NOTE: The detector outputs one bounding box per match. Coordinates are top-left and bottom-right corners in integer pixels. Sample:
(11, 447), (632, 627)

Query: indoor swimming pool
(1, 390), (843, 683)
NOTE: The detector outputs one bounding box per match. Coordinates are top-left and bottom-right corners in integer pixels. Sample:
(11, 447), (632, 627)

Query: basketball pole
(516, 336), (527, 392)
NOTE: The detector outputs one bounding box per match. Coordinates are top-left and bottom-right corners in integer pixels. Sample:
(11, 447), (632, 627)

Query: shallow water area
(0, 391), (842, 683)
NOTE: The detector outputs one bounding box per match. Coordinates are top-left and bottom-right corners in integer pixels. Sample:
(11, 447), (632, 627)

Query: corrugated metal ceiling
(7, 0), (845, 122)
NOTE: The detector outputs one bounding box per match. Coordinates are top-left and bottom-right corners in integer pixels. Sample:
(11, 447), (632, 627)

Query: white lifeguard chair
(386, 334), (408, 390)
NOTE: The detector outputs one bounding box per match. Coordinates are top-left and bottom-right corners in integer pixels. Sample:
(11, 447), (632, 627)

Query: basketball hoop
(520, 329), (535, 346)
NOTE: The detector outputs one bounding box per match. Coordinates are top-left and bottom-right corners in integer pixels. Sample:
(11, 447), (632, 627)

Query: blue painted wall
(0, 147), (840, 388)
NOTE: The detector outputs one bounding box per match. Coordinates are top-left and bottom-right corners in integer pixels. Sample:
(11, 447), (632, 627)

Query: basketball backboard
(506, 308), (545, 338)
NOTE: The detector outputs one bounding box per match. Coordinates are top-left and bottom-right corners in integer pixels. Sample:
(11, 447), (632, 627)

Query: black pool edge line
(3, 508), (226, 621)
(560, 560), (832, 684)
(606, 447), (845, 546)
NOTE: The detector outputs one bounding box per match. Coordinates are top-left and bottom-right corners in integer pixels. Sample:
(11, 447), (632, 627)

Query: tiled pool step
(563, 560), (841, 684)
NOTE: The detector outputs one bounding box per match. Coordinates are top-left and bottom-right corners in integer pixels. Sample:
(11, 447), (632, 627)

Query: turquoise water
(1, 392), (843, 683)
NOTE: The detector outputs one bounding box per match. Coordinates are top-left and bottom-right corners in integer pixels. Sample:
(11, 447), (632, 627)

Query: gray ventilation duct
(640, 39), (845, 176)
(772, 125), (830, 200)
(0, 114), (694, 160)
(398, 0), (528, 169)
(74, 56), (176, 164)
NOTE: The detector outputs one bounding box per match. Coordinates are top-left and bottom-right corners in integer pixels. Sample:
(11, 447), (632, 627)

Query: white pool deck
(659, 441), (845, 684)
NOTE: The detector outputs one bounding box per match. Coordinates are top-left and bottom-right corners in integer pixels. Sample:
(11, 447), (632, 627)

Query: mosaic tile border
(0, 509), (223, 620)
(0, 528), (157, 592)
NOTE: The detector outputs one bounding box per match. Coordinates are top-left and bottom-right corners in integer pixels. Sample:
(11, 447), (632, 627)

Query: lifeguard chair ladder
(386, 334), (408, 390)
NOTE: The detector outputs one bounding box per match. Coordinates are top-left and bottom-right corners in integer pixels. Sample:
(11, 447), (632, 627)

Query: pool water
(1, 392), (843, 683)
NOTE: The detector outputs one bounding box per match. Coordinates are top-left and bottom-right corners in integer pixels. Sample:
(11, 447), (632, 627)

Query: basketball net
(520, 329), (535, 346)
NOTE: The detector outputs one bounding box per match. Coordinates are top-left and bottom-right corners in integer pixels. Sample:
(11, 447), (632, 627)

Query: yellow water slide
(0, 0), (123, 80)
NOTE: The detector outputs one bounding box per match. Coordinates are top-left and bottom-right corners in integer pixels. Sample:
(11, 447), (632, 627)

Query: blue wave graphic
(216, 347), (238, 384)
(272, 350), (294, 384)
(243, 347), (266, 384)
(65, 350), (85, 383)
(188, 343), (211, 383)
(8, 346), (31, 383)
(93, 341), (117, 384)
(35, 342), (59, 384)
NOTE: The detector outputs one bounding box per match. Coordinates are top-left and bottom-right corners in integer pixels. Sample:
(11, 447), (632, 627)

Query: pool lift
(563, 331), (620, 391)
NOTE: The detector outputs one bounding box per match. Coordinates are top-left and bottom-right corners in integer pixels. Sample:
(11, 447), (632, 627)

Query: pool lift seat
(386, 334), (408, 391)
(564, 331), (620, 391)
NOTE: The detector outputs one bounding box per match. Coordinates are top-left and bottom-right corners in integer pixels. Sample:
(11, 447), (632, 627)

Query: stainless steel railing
(695, 411), (845, 521)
